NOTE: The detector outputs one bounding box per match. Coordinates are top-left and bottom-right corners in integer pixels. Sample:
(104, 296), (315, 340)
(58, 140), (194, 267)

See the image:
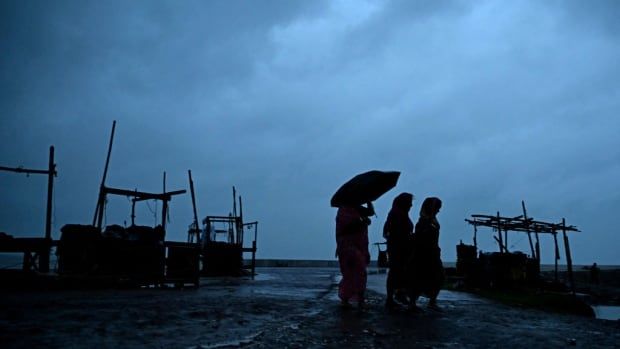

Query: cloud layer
(2, 0), (619, 264)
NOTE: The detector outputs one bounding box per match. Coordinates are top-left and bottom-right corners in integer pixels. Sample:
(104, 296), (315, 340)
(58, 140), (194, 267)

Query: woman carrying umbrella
(331, 170), (400, 308)
(335, 202), (374, 308)
(408, 197), (444, 311)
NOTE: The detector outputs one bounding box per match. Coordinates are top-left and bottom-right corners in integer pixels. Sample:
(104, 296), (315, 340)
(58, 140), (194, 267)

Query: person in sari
(383, 192), (414, 309)
(408, 197), (444, 311)
(335, 202), (374, 308)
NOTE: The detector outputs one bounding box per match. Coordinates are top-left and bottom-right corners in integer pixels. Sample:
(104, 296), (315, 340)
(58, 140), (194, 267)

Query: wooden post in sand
(162, 172), (168, 230)
(561, 218), (575, 295)
(40, 146), (55, 273)
(552, 231), (559, 283)
(473, 219), (478, 250)
(534, 226), (541, 263)
(188, 170), (199, 243)
(496, 212), (504, 253)
(93, 121), (116, 230)
(521, 201), (536, 259)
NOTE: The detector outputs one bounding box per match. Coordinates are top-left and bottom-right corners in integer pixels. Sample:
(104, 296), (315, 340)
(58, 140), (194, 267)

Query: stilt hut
(460, 201), (580, 293)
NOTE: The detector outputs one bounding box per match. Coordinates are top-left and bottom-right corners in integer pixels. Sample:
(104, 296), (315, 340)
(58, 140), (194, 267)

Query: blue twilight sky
(1, 0), (619, 264)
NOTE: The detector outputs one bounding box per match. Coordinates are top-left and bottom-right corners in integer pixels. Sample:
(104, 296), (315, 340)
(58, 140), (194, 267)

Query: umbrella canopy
(330, 170), (400, 207)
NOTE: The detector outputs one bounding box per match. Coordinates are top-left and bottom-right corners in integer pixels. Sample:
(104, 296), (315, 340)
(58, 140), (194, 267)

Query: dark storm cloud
(1, 0), (619, 264)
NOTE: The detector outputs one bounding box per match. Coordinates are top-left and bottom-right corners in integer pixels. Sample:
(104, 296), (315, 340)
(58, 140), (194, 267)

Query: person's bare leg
(407, 290), (422, 312)
(427, 288), (442, 311)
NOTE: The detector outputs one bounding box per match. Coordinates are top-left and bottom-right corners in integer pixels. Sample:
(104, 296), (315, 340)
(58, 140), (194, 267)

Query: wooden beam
(102, 186), (186, 200)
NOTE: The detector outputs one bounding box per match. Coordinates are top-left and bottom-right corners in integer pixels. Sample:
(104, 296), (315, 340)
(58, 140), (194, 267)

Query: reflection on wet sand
(1, 268), (619, 348)
(592, 305), (620, 321)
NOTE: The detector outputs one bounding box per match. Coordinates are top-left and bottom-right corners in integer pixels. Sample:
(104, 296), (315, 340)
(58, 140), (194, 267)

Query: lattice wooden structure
(464, 201), (580, 293)
(0, 146), (56, 273)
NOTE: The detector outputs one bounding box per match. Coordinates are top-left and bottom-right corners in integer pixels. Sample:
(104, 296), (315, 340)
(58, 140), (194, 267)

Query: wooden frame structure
(464, 201), (580, 293)
(0, 146), (57, 272)
(187, 178), (258, 277)
(85, 121), (200, 287)
(91, 121), (186, 231)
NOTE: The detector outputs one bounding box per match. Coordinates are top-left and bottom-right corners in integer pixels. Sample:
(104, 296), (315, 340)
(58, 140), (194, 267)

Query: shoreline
(2, 253), (619, 270)
(252, 259), (620, 270)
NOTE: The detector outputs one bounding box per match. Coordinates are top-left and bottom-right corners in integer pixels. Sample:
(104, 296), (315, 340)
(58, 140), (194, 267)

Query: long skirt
(338, 246), (367, 302)
(409, 257), (444, 299)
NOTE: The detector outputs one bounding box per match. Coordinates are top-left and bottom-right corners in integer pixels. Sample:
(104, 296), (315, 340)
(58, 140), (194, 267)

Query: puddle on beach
(191, 331), (263, 349)
(252, 272), (277, 281)
(365, 273), (490, 303)
(592, 305), (620, 321)
(368, 272), (619, 320)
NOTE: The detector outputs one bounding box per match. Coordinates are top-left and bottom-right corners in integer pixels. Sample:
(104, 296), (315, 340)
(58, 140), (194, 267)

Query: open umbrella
(330, 170), (400, 207)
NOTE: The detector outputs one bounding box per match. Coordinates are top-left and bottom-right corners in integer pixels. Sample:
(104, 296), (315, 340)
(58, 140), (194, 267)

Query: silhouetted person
(408, 197), (444, 311)
(590, 262), (600, 285)
(383, 192), (414, 309)
(335, 202), (374, 309)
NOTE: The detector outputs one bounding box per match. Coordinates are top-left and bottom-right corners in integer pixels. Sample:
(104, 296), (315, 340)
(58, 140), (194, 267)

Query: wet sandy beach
(1, 268), (618, 348)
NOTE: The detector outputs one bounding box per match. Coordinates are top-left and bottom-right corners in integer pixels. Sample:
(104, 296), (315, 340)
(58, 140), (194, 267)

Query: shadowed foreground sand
(0, 268), (618, 348)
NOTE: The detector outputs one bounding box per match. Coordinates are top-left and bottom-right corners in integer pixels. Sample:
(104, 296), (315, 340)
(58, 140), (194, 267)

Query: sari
(335, 206), (370, 303)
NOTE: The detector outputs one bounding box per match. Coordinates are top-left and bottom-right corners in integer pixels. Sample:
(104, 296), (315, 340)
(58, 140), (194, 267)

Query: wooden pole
(534, 227), (541, 263)
(238, 196), (243, 245)
(232, 186), (237, 217)
(94, 121), (116, 229)
(40, 146), (55, 273)
(188, 170), (199, 243)
(473, 219), (478, 249)
(231, 186), (237, 244)
(553, 231), (559, 283)
(521, 201), (536, 259)
(131, 189), (137, 226)
(162, 199), (168, 230)
(161, 172), (167, 229)
(252, 239), (256, 279)
(496, 211), (504, 253)
(562, 218), (575, 295)
(252, 223), (257, 278)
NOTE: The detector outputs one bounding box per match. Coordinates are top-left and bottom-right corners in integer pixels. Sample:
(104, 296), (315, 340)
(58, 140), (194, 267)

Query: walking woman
(335, 202), (374, 308)
(409, 197), (444, 311)
(383, 192), (414, 308)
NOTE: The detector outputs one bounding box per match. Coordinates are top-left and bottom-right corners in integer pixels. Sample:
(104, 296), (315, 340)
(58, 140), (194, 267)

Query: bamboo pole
(161, 172), (167, 230)
(553, 231), (559, 283)
(40, 146), (55, 273)
(93, 121), (116, 229)
(562, 218), (575, 295)
(238, 196), (243, 245)
(534, 227), (541, 263)
(188, 170), (199, 243)
(521, 201), (536, 259)
(231, 186), (237, 243)
(473, 219), (478, 249)
(496, 211), (504, 253)
(131, 189), (137, 226)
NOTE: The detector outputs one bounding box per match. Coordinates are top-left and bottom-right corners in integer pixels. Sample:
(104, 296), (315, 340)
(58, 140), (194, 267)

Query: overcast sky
(1, 0), (619, 265)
